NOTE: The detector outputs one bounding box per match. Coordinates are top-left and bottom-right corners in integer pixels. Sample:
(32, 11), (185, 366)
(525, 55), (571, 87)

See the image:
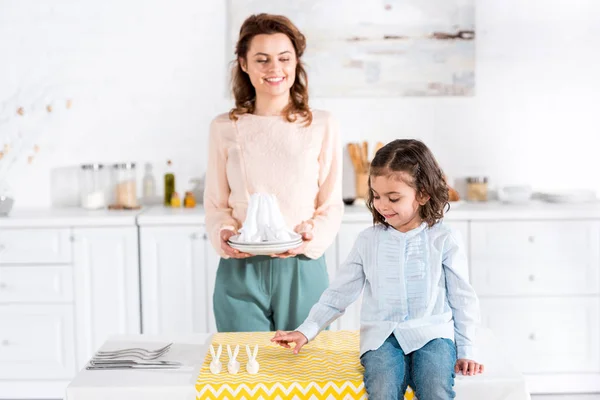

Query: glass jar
(112, 163), (138, 208)
(466, 176), (488, 202)
(79, 164), (109, 209)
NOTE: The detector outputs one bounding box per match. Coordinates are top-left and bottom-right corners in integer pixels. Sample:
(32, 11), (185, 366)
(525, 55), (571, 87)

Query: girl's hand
(220, 229), (252, 259)
(455, 359), (484, 375)
(271, 330), (308, 354)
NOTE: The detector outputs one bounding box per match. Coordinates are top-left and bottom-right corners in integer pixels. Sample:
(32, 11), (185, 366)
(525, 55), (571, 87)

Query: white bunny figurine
(227, 344), (240, 374)
(209, 344), (222, 374)
(246, 344), (260, 374)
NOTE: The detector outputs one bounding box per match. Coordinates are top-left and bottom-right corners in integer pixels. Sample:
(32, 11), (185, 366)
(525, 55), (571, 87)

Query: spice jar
(112, 163), (138, 208)
(184, 191), (196, 208)
(466, 177), (488, 202)
(79, 164), (109, 209)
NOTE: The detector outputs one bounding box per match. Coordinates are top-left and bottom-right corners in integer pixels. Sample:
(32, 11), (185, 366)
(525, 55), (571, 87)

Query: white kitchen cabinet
(471, 220), (600, 394)
(471, 221), (600, 296)
(72, 227), (141, 367)
(140, 226), (218, 335)
(0, 304), (76, 380)
(0, 228), (71, 264)
(0, 218), (141, 400)
(480, 297), (600, 374)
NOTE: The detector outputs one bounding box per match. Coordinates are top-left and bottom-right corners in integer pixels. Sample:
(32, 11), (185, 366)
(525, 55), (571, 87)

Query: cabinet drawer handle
(1, 339), (9, 346)
(0, 243), (5, 252)
(528, 236), (535, 243)
(528, 333), (536, 341)
(190, 233), (198, 240)
(528, 275), (535, 282)
(0, 282), (6, 289)
(203, 233), (207, 240)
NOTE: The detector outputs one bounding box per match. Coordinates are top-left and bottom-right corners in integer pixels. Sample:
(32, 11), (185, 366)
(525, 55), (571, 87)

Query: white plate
(539, 190), (597, 204)
(228, 234), (302, 246)
(229, 242), (301, 255)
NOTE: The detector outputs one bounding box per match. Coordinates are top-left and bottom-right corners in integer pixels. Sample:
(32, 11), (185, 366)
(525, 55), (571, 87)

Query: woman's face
(240, 33), (297, 100)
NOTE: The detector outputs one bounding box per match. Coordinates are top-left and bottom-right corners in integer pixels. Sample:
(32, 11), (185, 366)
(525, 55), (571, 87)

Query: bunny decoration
(209, 344), (222, 374)
(227, 344), (240, 375)
(246, 344), (260, 374)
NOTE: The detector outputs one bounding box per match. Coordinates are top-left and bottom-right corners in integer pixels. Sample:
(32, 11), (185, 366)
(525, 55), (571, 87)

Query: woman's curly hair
(366, 139), (450, 228)
(229, 13), (312, 126)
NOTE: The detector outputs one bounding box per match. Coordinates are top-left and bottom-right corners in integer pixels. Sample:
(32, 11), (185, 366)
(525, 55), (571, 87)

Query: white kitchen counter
(3, 200), (600, 229)
(137, 200), (600, 225)
(0, 208), (140, 228)
(137, 206), (205, 226)
(343, 200), (600, 222)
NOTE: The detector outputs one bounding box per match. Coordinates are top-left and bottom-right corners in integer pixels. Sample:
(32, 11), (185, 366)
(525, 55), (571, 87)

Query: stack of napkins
(228, 193), (302, 255)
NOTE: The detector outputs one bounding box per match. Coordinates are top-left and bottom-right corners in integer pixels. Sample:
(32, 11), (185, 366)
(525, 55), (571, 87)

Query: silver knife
(90, 359), (182, 366)
(86, 364), (182, 370)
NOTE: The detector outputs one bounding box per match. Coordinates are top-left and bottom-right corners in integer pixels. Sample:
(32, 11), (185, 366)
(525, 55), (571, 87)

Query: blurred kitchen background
(0, 0), (599, 209)
(1, 1), (600, 400)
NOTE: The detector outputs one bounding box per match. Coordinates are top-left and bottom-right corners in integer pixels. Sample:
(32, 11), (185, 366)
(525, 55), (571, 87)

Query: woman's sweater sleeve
(203, 118), (240, 258)
(304, 115), (344, 259)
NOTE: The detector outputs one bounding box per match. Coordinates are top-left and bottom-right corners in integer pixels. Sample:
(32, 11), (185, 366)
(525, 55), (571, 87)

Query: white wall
(1, 0), (599, 208)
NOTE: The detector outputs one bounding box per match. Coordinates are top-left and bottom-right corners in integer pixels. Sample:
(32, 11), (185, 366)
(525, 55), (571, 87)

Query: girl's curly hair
(366, 139), (450, 227)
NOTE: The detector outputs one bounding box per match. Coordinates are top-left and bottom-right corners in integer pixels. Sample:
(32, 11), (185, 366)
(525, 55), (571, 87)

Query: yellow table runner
(196, 331), (415, 400)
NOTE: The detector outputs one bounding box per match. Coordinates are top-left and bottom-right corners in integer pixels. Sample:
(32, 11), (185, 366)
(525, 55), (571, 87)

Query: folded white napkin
(238, 193), (297, 243)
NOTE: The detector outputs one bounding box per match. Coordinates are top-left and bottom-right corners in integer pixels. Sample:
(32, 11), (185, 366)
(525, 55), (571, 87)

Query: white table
(66, 329), (531, 400)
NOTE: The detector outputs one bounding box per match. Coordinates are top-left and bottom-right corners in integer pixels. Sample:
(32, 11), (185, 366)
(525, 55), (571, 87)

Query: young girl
(272, 139), (483, 400)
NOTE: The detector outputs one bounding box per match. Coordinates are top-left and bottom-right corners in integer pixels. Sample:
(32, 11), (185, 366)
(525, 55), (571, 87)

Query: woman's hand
(271, 231), (312, 258)
(271, 330), (308, 354)
(455, 359), (484, 375)
(220, 229), (252, 259)
(271, 221), (313, 259)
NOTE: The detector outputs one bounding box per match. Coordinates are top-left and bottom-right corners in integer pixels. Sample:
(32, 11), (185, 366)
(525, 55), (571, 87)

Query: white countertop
(3, 200), (600, 228)
(137, 206), (205, 226)
(344, 200), (600, 222)
(0, 208), (141, 228)
(65, 328), (530, 400)
(133, 201), (600, 225)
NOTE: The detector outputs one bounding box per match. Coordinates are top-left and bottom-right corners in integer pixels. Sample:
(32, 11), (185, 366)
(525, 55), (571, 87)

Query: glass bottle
(142, 163), (156, 205)
(164, 160), (175, 206)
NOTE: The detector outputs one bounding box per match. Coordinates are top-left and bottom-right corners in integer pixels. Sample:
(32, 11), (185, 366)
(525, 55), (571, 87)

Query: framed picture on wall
(228, 0), (475, 97)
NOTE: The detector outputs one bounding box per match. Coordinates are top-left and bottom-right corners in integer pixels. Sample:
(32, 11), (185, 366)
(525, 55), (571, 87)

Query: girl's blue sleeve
(296, 233), (367, 341)
(442, 230), (481, 360)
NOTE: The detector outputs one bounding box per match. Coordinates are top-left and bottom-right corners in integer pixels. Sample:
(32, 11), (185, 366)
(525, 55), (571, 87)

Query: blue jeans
(361, 335), (456, 400)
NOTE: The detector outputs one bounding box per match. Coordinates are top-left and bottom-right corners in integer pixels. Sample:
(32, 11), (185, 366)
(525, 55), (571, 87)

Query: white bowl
(498, 185), (532, 204)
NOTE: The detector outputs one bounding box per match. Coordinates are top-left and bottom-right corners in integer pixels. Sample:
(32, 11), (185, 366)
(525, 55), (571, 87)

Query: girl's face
(240, 33), (297, 100)
(371, 173), (429, 233)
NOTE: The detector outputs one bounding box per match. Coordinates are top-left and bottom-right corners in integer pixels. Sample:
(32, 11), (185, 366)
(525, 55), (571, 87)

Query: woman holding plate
(203, 13), (343, 332)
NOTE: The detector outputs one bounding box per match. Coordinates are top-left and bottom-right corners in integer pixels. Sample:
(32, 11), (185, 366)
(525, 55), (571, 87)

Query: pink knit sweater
(203, 110), (343, 259)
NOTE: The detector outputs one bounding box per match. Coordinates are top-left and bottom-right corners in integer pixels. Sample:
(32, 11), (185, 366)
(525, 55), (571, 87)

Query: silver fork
(96, 343), (172, 357)
(92, 349), (169, 361)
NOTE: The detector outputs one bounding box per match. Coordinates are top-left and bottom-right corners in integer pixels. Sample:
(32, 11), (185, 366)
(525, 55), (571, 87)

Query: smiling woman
(229, 14), (311, 123)
(203, 14), (343, 333)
